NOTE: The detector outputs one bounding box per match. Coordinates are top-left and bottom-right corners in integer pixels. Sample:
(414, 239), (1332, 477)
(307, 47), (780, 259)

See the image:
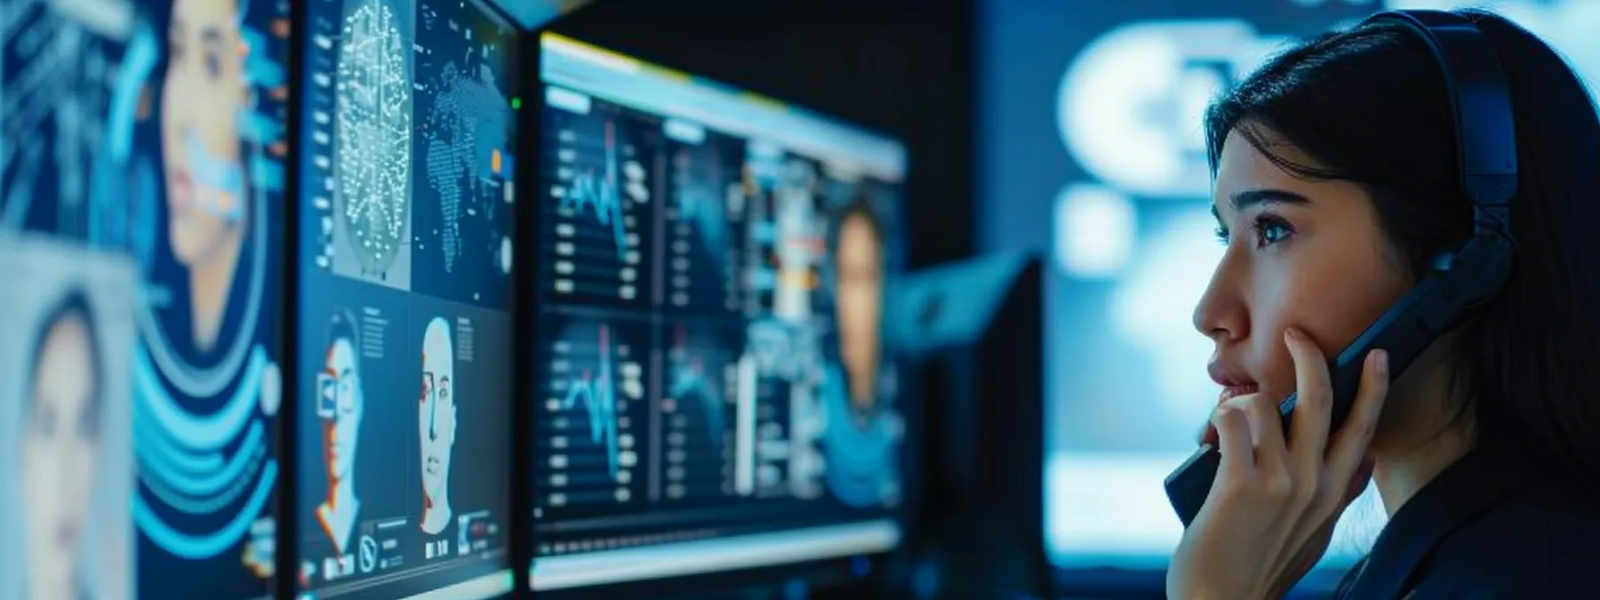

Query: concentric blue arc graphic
(133, 343), (278, 559)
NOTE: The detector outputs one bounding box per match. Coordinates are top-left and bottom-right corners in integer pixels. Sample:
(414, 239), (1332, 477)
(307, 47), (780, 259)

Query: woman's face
(21, 312), (100, 596)
(161, 0), (247, 266)
(836, 213), (884, 405)
(1194, 126), (1413, 414)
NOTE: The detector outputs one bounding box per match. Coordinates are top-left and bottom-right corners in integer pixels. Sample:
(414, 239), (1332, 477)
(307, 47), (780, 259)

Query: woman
(1168, 9), (1600, 599)
(19, 291), (104, 600)
(159, 0), (253, 353)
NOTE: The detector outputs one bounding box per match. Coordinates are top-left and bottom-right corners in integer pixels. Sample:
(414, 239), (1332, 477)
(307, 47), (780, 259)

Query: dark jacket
(1334, 445), (1600, 599)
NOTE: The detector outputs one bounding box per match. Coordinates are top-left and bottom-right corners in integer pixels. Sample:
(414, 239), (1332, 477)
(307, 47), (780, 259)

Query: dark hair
(834, 195), (886, 253)
(327, 309), (359, 358)
(25, 289), (105, 437)
(1204, 10), (1600, 484)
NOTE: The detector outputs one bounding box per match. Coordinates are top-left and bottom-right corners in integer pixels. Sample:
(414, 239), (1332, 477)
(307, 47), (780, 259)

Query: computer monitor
(527, 33), (909, 594)
(294, 0), (519, 597)
(2, 0), (293, 596)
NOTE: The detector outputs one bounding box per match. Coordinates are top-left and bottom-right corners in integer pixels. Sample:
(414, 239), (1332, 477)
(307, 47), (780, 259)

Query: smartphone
(1163, 245), (1508, 525)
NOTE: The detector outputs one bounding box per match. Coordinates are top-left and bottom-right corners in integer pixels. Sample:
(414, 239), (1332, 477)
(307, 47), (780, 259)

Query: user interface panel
(295, 0), (518, 597)
(531, 33), (909, 592)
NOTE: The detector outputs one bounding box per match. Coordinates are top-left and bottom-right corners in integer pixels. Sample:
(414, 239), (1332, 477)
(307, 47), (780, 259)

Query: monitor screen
(3, 0), (292, 595)
(295, 0), (518, 597)
(0, 0), (144, 596)
(978, 0), (1600, 582)
(529, 33), (908, 592)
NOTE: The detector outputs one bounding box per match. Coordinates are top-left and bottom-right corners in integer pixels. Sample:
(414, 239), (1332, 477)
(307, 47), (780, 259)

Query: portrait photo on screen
(295, 0), (518, 596)
(0, 236), (138, 600)
(67, 0), (293, 596)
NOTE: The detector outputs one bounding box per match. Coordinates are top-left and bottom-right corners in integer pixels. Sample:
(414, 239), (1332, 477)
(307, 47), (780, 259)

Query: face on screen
(420, 317), (457, 531)
(324, 336), (362, 480)
(21, 304), (101, 600)
(835, 207), (885, 409)
(161, 0), (251, 350)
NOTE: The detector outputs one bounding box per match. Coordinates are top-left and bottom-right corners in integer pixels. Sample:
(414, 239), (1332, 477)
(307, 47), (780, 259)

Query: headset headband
(1362, 9), (1518, 239)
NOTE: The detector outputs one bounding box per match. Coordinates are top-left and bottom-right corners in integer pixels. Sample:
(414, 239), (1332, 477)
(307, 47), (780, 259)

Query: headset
(1164, 9), (1519, 527)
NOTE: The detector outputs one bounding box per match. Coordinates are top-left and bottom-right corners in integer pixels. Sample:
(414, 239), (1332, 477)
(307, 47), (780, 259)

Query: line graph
(561, 323), (621, 477)
(667, 325), (725, 449)
(538, 317), (649, 510)
(561, 120), (628, 260)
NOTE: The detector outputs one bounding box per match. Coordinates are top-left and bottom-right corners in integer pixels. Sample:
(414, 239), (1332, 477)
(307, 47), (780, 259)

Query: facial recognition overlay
(0, 0), (292, 595)
(977, 0), (1600, 581)
(0, 237), (137, 600)
(530, 34), (908, 592)
(297, 0), (517, 597)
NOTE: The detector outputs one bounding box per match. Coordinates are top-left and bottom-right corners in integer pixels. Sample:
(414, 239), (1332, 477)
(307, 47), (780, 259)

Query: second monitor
(530, 33), (910, 593)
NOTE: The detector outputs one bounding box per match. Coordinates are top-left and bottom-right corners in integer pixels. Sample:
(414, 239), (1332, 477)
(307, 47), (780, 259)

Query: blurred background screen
(978, 0), (1600, 574)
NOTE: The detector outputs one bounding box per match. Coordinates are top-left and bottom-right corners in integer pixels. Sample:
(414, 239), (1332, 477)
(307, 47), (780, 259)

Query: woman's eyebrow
(1231, 188), (1312, 212)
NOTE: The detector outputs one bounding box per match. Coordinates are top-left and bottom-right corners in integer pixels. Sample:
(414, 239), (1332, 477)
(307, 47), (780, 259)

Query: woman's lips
(1218, 383), (1259, 405)
(169, 169), (195, 210)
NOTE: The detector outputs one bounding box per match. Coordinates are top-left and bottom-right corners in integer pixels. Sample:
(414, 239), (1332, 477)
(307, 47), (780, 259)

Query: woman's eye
(1252, 216), (1295, 248)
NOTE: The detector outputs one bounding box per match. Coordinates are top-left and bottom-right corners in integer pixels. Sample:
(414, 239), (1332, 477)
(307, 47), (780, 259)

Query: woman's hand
(1167, 328), (1388, 600)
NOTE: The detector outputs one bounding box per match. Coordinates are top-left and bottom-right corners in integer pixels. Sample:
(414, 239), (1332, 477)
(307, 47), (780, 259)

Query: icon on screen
(358, 535), (377, 574)
(317, 372), (337, 418)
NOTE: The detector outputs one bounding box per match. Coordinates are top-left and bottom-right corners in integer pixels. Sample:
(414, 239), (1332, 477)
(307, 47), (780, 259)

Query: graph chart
(540, 110), (656, 310)
(536, 318), (650, 513)
(661, 323), (739, 501)
(665, 142), (745, 314)
(563, 120), (627, 260)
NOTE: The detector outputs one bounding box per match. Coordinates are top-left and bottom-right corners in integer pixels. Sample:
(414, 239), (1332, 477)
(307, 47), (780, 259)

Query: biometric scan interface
(530, 33), (908, 592)
(295, 0), (517, 597)
(3, 0), (291, 596)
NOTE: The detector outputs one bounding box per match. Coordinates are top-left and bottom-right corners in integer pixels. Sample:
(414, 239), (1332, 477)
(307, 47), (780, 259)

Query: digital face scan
(161, 0), (252, 353)
(419, 317), (457, 536)
(316, 316), (363, 555)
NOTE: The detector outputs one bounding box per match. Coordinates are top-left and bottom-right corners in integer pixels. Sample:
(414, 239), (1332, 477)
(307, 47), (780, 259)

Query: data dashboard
(530, 33), (909, 592)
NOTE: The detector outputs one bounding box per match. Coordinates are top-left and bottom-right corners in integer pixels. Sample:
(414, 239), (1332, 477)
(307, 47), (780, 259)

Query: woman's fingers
(1283, 328), (1333, 473)
(1328, 349), (1389, 478)
(1213, 404), (1255, 480)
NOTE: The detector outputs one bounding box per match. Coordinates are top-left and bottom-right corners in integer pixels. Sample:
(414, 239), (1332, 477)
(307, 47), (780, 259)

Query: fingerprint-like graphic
(336, 0), (412, 272)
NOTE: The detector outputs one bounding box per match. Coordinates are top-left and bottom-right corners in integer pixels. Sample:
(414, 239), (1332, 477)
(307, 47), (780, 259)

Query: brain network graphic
(336, 0), (412, 273)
